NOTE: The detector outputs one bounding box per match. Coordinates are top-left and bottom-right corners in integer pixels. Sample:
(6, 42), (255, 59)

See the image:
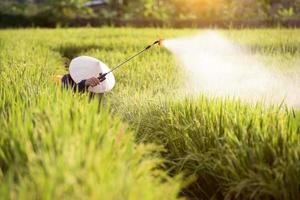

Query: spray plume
(161, 31), (300, 108)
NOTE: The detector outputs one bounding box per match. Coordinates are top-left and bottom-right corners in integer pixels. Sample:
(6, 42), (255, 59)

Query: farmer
(59, 56), (116, 99)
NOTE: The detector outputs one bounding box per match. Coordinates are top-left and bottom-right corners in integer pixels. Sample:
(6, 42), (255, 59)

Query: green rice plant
(130, 97), (300, 200)
(0, 28), (300, 200)
(0, 29), (181, 200)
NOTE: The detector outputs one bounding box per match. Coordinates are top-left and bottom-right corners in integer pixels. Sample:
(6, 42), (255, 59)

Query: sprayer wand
(98, 39), (163, 80)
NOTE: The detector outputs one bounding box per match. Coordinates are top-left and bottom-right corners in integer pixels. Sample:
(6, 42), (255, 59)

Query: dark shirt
(61, 74), (87, 93)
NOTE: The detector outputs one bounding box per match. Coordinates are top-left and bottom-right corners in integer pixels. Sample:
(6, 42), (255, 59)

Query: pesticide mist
(162, 31), (300, 108)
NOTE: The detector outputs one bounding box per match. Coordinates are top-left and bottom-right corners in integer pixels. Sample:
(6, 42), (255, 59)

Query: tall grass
(132, 98), (300, 199)
(0, 29), (180, 199)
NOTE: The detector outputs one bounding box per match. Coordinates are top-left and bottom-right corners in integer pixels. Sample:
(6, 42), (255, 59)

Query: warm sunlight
(172, 0), (225, 19)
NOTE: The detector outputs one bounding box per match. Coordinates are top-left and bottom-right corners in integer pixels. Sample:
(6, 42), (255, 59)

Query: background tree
(0, 0), (300, 27)
(34, 0), (92, 26)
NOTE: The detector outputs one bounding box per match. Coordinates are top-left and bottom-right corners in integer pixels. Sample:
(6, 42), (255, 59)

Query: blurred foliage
(0, 0), (299, 26)
(0, 0), (93, 26)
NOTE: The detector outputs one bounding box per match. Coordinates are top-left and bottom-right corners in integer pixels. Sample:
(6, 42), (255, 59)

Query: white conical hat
(69, 56), (115, 93)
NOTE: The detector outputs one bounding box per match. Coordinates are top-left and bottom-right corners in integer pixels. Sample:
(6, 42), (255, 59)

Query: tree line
(0, 0), (300, 27)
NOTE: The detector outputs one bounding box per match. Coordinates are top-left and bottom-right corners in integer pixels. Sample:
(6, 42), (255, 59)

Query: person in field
(59, 56), (116, 99)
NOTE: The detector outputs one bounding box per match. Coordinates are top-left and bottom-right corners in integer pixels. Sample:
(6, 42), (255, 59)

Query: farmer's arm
(77, 80), (87, 92)
(61, 74), (106, 93)
(78, 75), (106, 92)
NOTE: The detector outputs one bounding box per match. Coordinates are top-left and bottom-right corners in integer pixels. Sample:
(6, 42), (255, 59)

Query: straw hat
(69, 56), (115, 93)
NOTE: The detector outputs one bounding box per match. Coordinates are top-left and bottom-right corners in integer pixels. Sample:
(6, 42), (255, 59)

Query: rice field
(0, 28), (300, 200)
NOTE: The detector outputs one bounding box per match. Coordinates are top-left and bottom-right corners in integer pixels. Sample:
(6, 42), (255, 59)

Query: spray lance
(98, 39), (163, 80)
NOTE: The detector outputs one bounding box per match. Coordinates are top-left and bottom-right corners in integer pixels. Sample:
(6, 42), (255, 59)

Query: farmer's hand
(85, 74), (106, 87)
(85, 77), (100, 87)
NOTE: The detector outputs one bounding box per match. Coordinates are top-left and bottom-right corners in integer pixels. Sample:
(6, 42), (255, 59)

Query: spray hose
(98, 39), (163, 80)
